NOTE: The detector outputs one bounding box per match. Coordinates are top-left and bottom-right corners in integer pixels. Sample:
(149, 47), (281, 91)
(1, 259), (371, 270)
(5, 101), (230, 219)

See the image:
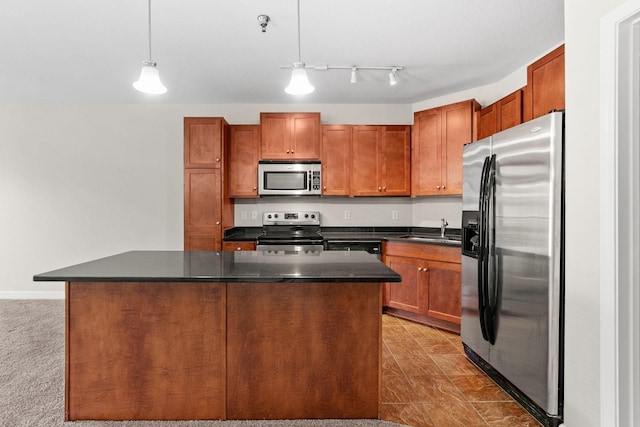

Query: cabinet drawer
(383, 241), (461, 264)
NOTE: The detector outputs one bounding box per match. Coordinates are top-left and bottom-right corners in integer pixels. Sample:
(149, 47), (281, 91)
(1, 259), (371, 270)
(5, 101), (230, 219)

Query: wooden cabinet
(222, 241), (257, 251)
(228, 125), (259, 198)
(351, 125), (411, 196)
(383, 241), (461, 332)
(260, 113), (321, 159)
(184, 118), (225, 168)
(412, 99), (479, 196)
(184, 118), (233, 251)
(524, 44), (565, 121)
(321, 125), (351, 196)
(475, 89), (523, 140)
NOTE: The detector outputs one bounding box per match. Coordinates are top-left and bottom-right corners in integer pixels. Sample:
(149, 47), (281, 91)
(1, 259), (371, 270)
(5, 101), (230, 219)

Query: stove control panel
(262, 211), (320, 226)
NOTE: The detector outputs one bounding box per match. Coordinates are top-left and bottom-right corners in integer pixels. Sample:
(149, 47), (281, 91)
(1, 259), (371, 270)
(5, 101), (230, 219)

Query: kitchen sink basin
(395, 234), (461, 245)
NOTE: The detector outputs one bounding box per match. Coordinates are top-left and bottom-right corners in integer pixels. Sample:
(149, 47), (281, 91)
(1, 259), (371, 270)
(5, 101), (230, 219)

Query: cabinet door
(498, 89), (523, 131)
(385, 256), (428, 315)
(290, 113), (321, 159)
(260, 113), (291, 159)
(527, 44), (565, 120)
(184, 118), (224, 168)
(411, 108), (442, 196)
(425, 261), (461, 324)
(381, 126), (411, 196)
(321, 125), (351, 196)
(184, 169), (222, 250)
(185, 232), (220, 251)
(351, 126), (381, 196)
(475, 103), (497, 141)
(229, 125), (259, 198)
(441, 100), (475, 195)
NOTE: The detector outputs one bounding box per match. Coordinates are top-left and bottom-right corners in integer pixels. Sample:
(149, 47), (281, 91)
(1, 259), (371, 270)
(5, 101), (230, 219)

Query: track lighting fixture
(350, 67), (358, 84)
(389, 68), (398, 86)
(257, 15), (270, 33)
(285, 0), (314, 95)
(133, 0), (166, 94)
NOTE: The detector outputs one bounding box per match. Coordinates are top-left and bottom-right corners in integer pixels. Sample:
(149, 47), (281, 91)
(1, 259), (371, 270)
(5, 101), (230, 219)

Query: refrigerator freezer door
(462, 138), (491, 212)
(488, 112), (563, 415)
(461, 138), (491, 359)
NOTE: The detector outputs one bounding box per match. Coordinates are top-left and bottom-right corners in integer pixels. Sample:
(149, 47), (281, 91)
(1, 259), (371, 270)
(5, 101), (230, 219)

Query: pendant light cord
(295, 0), (301, 62)
(147, 0), (153, 61)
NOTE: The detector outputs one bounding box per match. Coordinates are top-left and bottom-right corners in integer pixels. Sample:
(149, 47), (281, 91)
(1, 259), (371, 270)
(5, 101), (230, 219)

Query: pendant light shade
(285, 0), (314, 95)
(133, 60), (167, 94)
(285, 62), (315, 95)
(133, 0), (166, 95)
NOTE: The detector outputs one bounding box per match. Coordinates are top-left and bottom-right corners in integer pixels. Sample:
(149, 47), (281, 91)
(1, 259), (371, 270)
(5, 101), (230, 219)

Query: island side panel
(65, 281), (226, 421)
(226, 281), (382, 420)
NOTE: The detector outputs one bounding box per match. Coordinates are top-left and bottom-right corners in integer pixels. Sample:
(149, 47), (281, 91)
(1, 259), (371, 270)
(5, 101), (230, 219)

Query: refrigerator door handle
(477, 155), (491, 342)
(486, 154), (498, 345)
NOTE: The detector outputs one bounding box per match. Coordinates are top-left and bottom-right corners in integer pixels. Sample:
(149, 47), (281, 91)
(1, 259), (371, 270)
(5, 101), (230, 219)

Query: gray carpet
(0, 299), (405, 427)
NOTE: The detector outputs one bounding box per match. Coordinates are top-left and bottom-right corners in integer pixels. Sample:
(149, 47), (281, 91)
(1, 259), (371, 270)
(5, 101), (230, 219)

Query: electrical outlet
(251, 211), (258, 220)
(240, 211), (248, 220)
(344, 210), (351, 220)
(391, 210), (399, 220)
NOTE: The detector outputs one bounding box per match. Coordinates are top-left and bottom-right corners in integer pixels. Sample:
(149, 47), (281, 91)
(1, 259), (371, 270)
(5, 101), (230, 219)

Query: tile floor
(380, 314), (542, 427)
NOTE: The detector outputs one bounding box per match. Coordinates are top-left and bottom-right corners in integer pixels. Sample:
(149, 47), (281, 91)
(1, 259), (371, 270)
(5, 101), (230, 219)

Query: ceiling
(0, 0), (564, 104)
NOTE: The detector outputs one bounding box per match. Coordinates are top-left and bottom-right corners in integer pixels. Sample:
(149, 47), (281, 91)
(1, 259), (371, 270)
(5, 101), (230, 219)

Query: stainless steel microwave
(258, 160), (322, 196)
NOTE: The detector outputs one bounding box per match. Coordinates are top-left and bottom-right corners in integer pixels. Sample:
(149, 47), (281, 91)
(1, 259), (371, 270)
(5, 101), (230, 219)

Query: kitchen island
(34, 250), (401, 421)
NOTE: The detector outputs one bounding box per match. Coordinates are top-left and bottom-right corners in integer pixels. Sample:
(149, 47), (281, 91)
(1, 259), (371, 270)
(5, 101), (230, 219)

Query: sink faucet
(440, 218), (448, 238)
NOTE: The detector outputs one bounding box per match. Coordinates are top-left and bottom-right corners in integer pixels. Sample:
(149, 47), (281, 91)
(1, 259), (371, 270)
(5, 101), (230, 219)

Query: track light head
(389, 68), (398, 86)
(350, 67), (357, 84)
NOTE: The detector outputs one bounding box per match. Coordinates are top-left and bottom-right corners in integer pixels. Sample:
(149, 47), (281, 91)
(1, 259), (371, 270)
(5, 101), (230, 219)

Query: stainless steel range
(256, 211), (323, 252)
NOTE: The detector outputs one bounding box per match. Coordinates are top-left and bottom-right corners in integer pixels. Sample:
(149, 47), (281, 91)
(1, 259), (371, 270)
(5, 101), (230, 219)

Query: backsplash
(233, 197), (462, 228)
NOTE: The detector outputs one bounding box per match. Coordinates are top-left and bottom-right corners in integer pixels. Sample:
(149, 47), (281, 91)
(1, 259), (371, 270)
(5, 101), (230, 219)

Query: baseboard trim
(0, 291), (65, 299)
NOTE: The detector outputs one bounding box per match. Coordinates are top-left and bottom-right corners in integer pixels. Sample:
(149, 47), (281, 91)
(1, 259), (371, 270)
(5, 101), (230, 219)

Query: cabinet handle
(323, 186), (327, 190)
(383, 186), (386, 191)
(216, 221), (220, 225)
(442, 185), (446, 189)
(378, 187), (382, 191)
(253, 187), (257, 190)
(236, 247), (242, 251)
(436, 185), (441, 189)
(286, 150), (290, 153)
(417, 267), (422, 271)
(291, 150), (294, 154)
(216, 158), (220, 162)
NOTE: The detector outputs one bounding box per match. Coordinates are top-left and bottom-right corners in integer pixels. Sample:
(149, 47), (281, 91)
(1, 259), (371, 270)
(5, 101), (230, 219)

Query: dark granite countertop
(224, 226), (462, 247)
(33, 250), (401, 283)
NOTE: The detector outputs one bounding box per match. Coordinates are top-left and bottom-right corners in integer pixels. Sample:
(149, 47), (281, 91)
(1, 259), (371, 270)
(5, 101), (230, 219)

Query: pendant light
(133, 0), (167, 95)
(285, 0), (314, 95)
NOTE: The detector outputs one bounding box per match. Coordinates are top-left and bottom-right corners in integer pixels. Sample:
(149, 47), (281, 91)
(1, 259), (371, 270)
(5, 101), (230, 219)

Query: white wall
(563, 1), (628, 426)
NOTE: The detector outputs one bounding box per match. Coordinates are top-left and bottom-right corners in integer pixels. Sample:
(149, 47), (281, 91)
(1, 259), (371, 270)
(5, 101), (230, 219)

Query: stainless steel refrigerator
(461, 111), (564, 427)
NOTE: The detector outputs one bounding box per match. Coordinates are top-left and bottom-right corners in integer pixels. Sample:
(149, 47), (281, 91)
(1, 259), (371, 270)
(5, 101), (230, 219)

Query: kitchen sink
(395, 234), (461, 245)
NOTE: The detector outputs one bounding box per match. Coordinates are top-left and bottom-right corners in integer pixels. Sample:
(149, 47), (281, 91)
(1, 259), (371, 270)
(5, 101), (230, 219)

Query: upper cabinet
(184, 118), (225, 169)
(412, 99), (479, 196)
(184, 117), (233, 251)
(228, 125), (260, 198)
(475, 89), (523, 140)
(260, 113), (321, 159)
(321, 125), (351, 196)
(351, 125), (411, 197)
(524, 44), (565, 121)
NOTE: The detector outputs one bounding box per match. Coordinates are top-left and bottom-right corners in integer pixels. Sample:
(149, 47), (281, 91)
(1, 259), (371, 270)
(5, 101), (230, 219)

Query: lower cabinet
(383, 241), (461, 333)
(222, 241), (257, 251)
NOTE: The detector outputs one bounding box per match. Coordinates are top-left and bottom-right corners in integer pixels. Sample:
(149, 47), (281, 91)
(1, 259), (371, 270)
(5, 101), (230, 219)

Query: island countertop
(33, 250), (402, 283)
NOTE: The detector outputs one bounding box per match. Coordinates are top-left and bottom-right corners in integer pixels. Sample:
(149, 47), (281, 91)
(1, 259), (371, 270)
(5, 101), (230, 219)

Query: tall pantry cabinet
(184, 118), (233, 250)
